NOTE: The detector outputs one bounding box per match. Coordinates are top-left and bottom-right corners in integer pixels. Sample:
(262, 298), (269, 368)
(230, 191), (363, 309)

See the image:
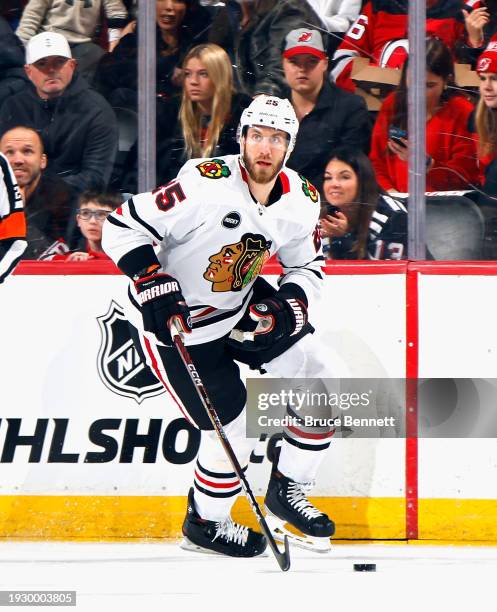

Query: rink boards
(1, 261), (497, 541)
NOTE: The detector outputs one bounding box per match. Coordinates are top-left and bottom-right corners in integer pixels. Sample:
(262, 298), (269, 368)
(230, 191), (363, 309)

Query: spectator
(202, 1), (243, 62)
(0, 32), (118, 196)
(157, 43), (251, 184)
(16, 0), (128, 83)
(0, 151), (26, 282)
(473, 41), (497, 200)
(54, 190), (121, 261)
(305, 0), (362, 56)
(95, 0), (211, 109)
(236, 0), (322, 98)
(0, 126), (75, 260)
(319, 146), (407, 260)
(282, 28), (371, 192)
(0, 1), (28, 28)
(0, 16), (29, 106)
(460, 1), (497, 68)
(369, 37), (479, 193)
(332, 0), (472, 93)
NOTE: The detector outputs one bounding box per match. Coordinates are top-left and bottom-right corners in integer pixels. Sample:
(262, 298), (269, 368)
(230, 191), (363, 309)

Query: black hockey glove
(229, 295), (308, 351)
(134, 268), (192, 346)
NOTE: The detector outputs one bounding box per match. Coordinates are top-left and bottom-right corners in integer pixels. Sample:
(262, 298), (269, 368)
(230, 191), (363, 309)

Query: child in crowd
(56, 191), (121, 261)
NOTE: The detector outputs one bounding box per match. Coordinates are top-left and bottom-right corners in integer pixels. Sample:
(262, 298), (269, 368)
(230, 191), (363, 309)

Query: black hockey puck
(353, 563), (376, 572)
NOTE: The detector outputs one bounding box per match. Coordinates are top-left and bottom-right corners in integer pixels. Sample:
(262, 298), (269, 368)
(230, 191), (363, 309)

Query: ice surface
(0, 540), (495, 612)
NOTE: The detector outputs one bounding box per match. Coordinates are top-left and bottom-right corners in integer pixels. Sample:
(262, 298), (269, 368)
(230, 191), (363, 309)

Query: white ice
(0, 540), (495, 612)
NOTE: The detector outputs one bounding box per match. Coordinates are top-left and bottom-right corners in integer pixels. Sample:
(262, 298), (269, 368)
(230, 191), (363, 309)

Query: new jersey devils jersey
(103, 155), (324, 344)
(0, 152), (26, 283)
(332, 0), (465, 91)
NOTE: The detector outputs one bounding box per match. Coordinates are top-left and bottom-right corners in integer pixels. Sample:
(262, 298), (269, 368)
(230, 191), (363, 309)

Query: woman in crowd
(474, 41), (497, 200)
(156, 43), (251, 183)
(95, 0), (211, 109)
(319, 146), (407, 260)
(369, 36), (478, 194)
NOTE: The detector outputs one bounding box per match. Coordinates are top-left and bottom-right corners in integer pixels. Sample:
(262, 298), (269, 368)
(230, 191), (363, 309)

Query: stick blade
(276, 536), (291, 572)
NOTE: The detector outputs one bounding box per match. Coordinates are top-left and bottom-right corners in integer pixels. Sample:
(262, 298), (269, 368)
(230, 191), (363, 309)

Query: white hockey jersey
(103, 155), (324, 344)
(0, 153), (26, 283)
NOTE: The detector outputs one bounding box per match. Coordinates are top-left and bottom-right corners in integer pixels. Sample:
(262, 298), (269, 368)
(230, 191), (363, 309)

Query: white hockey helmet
(237, 95), (299, 162)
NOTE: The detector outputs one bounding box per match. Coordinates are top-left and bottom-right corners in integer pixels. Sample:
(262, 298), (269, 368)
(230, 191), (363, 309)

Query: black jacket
(22, 174), (76, 260)
(95, 12), (211, 106)
(0, 74), (118, 194)
(236, 0), (322, 98)
(286, 80), (371, 192)
(0, 17), (29, 107)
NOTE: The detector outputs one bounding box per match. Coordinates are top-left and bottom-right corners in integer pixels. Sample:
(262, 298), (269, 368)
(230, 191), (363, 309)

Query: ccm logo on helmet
(138, 281), (180, 304)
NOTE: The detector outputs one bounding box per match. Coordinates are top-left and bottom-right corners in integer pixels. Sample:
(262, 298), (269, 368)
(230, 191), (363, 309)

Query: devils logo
(97, 301), (164, 404)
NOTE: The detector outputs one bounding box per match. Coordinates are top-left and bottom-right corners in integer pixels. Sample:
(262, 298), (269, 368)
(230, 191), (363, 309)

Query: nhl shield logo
(97, 300), (164, 404)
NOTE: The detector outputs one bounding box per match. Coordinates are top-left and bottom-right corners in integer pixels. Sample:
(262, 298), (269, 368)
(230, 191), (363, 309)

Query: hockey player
(0, 151), (26, 283)
(102, 95), (335, 557)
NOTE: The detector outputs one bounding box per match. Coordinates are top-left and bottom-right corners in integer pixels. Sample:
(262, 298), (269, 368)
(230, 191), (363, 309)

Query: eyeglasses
(77, 209), (112, 221)
(245, 132), (289, 149)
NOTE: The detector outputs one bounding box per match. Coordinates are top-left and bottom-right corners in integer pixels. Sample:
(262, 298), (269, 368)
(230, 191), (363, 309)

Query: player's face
(25, 56), (76, 99)
(0, 128), (47, 188)
(183, 57), (215, 106)
(242, 126), (288, 185)
(479, 73), (497, 109)
(204, 241), (244, 289)
(156, 0), (187, 34)
(323, 159), (359, 207)
(283, 54), (327, 96)
(76, 203), (113, 244)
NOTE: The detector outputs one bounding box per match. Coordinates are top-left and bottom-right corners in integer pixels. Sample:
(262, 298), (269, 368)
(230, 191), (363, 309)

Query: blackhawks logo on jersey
(300, 175), (319, 203)
(196, 158), (231, 179)
(204, 233), (272, 292)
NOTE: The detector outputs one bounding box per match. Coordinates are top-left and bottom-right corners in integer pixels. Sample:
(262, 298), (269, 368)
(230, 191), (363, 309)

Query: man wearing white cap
(16, 0), (127, 81)
(282, 28), (371, 192)
(0, 32), (117, 195)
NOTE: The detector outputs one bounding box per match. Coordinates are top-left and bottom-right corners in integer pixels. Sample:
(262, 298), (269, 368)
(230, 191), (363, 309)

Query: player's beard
(242, 152), (284, 185)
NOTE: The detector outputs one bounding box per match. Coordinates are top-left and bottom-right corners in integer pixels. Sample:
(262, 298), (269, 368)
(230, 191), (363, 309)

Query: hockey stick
(169, 317), (291, 572)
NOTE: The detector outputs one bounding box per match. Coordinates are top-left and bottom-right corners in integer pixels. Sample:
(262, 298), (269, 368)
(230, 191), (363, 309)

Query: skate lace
(213, 518), (249, 547)
(287, 481), (323, 519)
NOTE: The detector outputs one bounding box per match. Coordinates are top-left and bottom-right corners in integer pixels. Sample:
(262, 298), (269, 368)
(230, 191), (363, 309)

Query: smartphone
(388, 126), (408, 147)
(325, 204), (341, 217)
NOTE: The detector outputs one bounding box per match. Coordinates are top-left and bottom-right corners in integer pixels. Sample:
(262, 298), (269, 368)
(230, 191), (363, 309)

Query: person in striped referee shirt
(0, 151), (26, 282)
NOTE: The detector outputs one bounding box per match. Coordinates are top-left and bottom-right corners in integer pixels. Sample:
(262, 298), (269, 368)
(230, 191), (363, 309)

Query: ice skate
(264, 469), (335, 553)
(180, 488), (267, 558)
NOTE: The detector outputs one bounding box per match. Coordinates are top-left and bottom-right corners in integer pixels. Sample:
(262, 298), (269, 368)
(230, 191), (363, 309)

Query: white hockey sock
(277, 436), (332, 484)
(193, 411), (257, 522)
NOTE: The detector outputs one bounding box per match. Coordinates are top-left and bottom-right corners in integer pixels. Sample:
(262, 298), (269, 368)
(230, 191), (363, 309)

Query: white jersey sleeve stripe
(128, 198), (163, 243)
(0, 238), (27, 282)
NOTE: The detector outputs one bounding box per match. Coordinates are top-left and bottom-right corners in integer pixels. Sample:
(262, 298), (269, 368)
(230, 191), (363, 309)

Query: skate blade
(264, 510), (332, 553)
(180, 537), (224, 556)
(180, 537), (269, 558)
